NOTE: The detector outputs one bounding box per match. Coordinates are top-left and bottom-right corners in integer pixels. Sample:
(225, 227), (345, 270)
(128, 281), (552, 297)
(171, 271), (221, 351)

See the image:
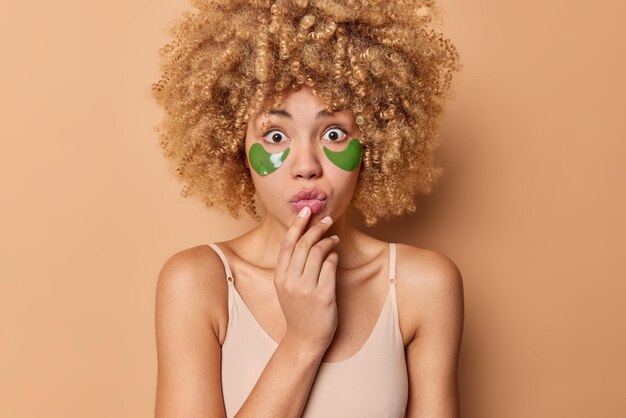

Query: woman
(152, 1), (464, 416)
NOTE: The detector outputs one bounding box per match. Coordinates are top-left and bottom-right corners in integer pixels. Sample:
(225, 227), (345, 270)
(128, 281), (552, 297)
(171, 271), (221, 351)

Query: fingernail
(320, 216), (332, 224)
(330, 235), (339, 240)
(298, 206), (310, 218)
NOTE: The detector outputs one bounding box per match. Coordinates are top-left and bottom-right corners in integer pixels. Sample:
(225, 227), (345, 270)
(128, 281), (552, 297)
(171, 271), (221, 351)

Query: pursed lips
(289, 187), (327, 214)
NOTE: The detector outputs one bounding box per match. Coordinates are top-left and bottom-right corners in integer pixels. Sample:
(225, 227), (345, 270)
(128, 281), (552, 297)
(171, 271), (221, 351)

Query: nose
(290, 139), (323, 180)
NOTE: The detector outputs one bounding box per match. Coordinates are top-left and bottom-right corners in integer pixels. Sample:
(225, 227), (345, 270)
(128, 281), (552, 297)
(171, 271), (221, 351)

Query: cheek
(322, 138), (363, 171)
(247, 143), (291, 175)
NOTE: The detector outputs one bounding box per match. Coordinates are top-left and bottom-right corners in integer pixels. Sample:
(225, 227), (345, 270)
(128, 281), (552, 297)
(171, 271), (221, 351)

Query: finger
(286, 215), (334, 279)
(301, 236), (340, 285)
(317, 251), (338, 295)
(275, 206), (312, 276)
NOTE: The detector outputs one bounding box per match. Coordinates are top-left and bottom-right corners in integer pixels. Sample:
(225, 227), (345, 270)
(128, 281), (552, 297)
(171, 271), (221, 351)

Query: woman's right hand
(274, 206), (340, 355)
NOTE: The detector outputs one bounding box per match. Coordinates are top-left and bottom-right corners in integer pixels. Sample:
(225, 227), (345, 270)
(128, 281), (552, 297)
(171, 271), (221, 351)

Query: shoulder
(154, 245), (230, 415)
(156, 244), (229, 293)
(395, 243), (465, 342)
(395, 243), (463, 293)
(156, 244), (230, 340)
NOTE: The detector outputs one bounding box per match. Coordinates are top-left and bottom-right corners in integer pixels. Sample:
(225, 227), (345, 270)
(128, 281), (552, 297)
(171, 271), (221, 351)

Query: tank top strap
(207, 243), (235, 285)
(388, 242), (397, 286)
(387, 242), (403, 335)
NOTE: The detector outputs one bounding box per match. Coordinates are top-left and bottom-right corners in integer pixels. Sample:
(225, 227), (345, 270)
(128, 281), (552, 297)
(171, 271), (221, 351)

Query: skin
(154, 87), (465, 417)
(248, 137), (362, 175)
(241, 87), (363, 241)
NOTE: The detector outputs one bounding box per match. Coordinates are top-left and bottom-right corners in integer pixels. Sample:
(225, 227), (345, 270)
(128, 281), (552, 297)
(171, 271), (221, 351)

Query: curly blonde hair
(152, 0), (460, 227)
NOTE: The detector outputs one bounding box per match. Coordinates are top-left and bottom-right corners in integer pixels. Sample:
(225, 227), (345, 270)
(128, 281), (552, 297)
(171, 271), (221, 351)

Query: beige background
(1, 0), (624, 417)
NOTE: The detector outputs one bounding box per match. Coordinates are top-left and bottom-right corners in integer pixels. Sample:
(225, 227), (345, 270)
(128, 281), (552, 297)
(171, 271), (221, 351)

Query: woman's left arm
(403, 250), (465, 418)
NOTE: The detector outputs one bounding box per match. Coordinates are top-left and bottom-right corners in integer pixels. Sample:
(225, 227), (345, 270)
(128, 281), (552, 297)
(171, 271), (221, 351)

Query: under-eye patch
(248, 143), (291, 175)
(322, 138), (363, 171)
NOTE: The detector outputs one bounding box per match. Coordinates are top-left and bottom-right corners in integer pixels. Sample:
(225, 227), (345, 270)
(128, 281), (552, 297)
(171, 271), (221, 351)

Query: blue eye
(264, 129), (288, 144)
(322, 127), (347, 142)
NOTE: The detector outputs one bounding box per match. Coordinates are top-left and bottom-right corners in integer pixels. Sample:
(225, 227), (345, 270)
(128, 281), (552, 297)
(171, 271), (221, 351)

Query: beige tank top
(208, 242), (408, 417)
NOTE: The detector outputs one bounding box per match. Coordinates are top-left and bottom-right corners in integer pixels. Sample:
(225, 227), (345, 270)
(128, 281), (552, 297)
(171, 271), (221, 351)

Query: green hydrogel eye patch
(322, 138), (363, 171)
(248, 143), (291, 175)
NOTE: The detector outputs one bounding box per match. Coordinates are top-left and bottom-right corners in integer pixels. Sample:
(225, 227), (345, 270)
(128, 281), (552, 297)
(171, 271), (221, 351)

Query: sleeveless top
(208, 242), (409, 417)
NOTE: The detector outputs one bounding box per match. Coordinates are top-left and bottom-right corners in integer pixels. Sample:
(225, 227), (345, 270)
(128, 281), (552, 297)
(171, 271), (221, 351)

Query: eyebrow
(267, 109), (335, 119)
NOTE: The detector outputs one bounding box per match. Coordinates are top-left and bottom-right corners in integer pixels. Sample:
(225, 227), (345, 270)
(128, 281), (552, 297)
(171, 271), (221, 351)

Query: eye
(322, 127), (347, 142)
(264, 129), (288, 144)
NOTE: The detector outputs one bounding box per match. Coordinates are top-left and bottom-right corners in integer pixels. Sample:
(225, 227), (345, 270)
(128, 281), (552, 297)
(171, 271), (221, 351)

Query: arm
(154, 249), (228, 418)
(234, 335), (326, 417)
(235, 212), (340, 417)
(404, 250), (465, 418)
(156, 209), (338, 417)
(153, 246), (327, 418)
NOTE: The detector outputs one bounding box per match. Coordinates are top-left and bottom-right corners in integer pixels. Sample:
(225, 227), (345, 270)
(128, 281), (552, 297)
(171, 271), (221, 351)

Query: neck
(246, 209), (367, 270)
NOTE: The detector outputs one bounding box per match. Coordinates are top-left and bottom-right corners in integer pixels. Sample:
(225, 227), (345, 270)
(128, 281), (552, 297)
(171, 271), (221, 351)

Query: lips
(290, 199), (326, 214)
(290, 188), (327, 202)
(290, 187), (327, 215)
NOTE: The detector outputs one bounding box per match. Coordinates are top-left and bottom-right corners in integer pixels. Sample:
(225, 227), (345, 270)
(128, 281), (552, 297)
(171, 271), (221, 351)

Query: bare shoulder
(156, 244), (230, 343)
(154, 245), (229, 417)
(157, 244), (229, 284)
(395, 243), (465, 342)
(395, 243), (463, 293)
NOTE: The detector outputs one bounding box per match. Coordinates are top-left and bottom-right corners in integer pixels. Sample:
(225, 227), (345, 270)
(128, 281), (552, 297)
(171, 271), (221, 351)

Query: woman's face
(244, 87), (363, 227)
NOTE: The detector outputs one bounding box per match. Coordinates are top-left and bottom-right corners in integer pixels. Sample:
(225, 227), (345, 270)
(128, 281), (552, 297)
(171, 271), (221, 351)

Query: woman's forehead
(256, 89), (351, 118)
(250, 106), (355, 129)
